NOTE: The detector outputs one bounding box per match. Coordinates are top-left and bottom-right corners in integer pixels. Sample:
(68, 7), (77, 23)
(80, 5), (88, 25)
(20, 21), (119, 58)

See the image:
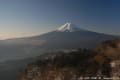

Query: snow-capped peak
(56, 22), (81, 32)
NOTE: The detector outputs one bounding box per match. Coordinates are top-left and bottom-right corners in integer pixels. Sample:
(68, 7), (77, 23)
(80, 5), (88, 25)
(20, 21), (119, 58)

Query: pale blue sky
(0, 0), (120, 39)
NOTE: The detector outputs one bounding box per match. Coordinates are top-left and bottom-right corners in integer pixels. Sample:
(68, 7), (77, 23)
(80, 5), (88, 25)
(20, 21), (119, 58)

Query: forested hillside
(18, 38), (120, 80)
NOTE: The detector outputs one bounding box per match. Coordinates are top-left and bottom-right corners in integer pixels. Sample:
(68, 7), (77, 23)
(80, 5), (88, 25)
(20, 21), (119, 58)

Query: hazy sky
(0, 0), (120, 39)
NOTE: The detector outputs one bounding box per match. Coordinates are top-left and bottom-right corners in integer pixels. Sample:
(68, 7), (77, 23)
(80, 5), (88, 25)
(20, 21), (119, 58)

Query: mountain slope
(29, 31), (114, 49)
(26, 22), (115, 49)
(0, 22), (117, 62)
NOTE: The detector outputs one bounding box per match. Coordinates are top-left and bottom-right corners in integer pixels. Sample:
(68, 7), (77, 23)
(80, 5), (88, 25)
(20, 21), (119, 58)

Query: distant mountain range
(0, 22), (117, 62)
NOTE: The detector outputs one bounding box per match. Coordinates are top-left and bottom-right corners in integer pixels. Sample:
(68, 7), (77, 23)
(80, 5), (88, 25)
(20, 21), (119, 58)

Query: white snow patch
(56, 22), (81, 32)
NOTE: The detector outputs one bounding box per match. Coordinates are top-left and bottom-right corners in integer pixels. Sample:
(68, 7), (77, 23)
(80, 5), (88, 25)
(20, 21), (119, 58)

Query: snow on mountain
(56, 22), (81, 32)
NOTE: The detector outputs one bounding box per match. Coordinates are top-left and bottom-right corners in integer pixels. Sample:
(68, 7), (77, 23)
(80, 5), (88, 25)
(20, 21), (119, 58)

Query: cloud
(0, 32), (40, 40)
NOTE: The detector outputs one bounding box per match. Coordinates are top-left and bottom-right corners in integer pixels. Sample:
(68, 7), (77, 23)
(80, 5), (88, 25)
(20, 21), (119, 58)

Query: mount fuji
(27, 22), (115, 49)
(1, 22), (116, 49)
(0, 22), (116, 61)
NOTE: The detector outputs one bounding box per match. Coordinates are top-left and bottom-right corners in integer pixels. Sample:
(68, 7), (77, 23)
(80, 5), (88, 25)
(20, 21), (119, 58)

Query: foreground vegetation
(18, 38), (120, 80)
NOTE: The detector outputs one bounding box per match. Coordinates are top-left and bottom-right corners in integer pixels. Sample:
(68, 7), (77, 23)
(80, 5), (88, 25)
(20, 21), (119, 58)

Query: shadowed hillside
(18, 38), (120, 80)
(94, 38), (120, 60)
